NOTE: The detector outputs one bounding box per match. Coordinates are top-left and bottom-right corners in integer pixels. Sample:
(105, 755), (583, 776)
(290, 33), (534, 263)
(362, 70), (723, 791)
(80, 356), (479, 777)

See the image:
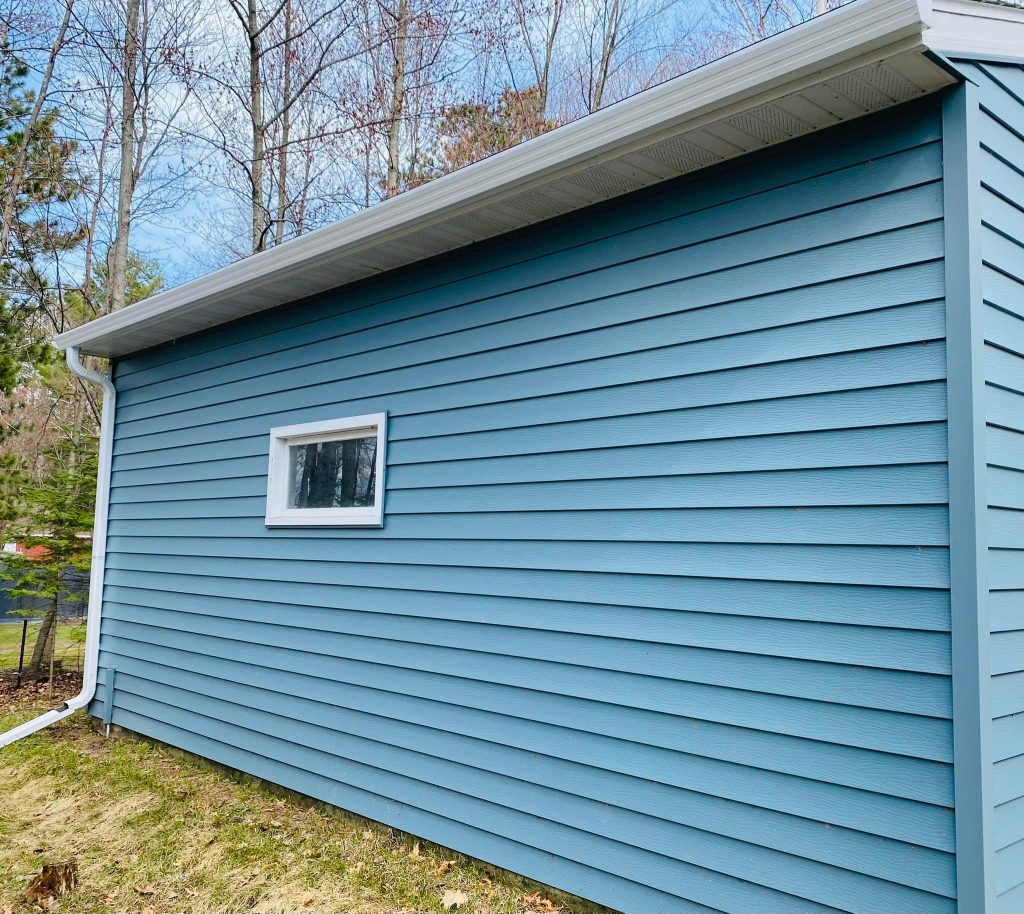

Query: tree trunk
(339, 439), (359, 505)
(385, 0), (410, 199)
(591, 0), (623, 112)
(315, 444), (341, 506)
(248, 0), (268, 252)
(274, 0), (293, 246)
(27, 601), (58, 679)
(106, 0), (140, 315)
(538, 0), (562, 116)
(81, 127), (109, 312)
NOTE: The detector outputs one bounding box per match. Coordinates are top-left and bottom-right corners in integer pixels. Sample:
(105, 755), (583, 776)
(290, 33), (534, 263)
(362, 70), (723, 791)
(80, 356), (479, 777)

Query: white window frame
(265, 412), (387, 527)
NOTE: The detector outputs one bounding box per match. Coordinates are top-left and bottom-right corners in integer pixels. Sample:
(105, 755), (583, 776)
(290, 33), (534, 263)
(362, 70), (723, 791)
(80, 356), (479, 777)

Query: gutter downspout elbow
(0, 346), (116, 748)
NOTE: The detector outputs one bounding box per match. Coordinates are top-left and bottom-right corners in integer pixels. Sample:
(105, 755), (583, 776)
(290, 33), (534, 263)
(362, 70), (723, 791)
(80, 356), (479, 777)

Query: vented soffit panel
(57, 0), (996, 359)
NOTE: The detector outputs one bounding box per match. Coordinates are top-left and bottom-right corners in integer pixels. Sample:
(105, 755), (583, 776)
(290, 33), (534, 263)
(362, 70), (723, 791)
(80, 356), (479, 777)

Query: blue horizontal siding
(98, 659), (953, 896)
(96, 101), (956, 913)
(103, 563), (952, 632)
(107, 338), (950, 472)
(956, 58), (1024, 912)
(105, 503), (952, 544)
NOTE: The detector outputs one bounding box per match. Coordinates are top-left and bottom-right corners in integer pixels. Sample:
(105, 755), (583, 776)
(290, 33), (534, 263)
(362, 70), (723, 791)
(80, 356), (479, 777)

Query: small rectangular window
(265, 413), (386, 526)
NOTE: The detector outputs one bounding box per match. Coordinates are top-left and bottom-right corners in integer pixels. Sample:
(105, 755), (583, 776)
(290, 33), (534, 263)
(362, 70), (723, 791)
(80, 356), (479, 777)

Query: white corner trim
(265, 412), (387, 527)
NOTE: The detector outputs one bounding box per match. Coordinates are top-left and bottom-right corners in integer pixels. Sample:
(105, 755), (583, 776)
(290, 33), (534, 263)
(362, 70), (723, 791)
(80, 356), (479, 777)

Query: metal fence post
(15, 619), (27, 689)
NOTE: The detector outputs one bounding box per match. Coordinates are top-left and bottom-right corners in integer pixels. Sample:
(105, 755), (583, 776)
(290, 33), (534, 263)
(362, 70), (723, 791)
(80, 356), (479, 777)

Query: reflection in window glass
(288, 434), (377, 509)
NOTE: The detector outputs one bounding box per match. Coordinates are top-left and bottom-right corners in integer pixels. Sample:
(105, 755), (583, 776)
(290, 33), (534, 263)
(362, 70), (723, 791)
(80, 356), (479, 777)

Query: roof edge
(55, 0), (936, 358)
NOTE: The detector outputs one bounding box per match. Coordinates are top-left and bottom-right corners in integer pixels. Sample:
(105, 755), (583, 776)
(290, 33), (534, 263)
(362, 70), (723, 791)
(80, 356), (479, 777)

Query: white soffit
(57, 0), (968, 359)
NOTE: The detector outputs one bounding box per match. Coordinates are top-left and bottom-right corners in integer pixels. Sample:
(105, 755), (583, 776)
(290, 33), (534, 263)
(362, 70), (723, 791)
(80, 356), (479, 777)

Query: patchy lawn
(0, 623), (86, 671)
(0, 682), (605, 914)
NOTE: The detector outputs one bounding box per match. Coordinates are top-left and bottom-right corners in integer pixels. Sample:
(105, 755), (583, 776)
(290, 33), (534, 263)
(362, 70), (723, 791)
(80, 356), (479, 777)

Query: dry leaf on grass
(442, 889), (470, 909)
(409, 842), (423, 859)
(523, 892), (558, 912)
(436, 860), (454, 875)
(134, 883), (156, 896)
(23, 861), (77, 907)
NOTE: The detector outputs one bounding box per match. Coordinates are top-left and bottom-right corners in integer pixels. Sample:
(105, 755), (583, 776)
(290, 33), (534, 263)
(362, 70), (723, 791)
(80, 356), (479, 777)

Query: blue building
(34, 0), (1024, 909)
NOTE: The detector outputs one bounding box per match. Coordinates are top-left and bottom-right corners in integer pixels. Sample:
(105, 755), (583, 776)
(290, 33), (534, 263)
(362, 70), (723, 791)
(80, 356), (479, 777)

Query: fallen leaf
(135, 883), (156, 896)
(441, 889), (469, 910)
(351, 861), (365, 873)
(436, 860), (454, 875)
(303, 898), (315, 907)
(23, 862), (77, 907)
(270, 819), (284, 828)
(523, 892), (558, 912)
(409, 842), (423, 860)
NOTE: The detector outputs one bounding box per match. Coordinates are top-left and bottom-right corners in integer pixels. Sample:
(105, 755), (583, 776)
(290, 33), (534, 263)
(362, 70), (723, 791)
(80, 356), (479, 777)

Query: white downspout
(0, 346), (115, 748)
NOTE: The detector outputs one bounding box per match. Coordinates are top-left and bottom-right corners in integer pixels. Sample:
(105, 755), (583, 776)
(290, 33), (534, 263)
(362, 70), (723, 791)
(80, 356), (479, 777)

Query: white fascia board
(54, 0), (932, 358)
(925, 0), (1024, 58)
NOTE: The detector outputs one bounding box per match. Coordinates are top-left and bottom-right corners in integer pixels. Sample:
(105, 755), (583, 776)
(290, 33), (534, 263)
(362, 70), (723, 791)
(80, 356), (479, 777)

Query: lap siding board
(96, 101), (960, 912)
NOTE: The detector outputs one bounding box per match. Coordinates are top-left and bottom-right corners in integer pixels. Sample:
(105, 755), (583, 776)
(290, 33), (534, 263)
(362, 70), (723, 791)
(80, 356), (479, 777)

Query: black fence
(1, 567), (89, 683)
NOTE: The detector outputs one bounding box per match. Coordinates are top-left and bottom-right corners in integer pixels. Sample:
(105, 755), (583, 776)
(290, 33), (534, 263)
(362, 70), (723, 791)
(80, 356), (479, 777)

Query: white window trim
(265, 412), (387, 527)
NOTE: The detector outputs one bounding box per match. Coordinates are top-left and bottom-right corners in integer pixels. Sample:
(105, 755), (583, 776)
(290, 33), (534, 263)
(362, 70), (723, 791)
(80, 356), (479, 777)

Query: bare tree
(105, 0), (139, 314)
(519, 0), (565, 115)
(587, 0), (625, 111)
(57, 0), (201, 316)
(356, 0), (463, 200)
(207, 0), (364, 253)
(383, 0), (408, 198)
(566, 0), (695, 114)
(710, 0), (814, 46)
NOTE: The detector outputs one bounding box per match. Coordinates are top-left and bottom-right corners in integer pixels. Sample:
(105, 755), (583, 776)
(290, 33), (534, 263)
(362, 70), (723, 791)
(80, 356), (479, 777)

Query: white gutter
(0, 347), (115, 748)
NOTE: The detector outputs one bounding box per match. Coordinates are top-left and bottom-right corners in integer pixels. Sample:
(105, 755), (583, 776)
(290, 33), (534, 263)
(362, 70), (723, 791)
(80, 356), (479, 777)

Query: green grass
(0, 687), (609, 914)
(0, 622), (85, 670)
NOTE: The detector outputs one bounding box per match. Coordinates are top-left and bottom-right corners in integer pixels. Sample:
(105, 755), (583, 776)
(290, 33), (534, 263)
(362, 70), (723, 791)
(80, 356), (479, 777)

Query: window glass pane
(287, 433), (377, 509)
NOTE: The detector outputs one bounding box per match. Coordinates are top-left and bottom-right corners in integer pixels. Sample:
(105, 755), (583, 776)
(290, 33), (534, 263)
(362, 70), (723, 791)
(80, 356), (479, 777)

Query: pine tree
(0, 40), (84, 396)
(0, 40), (92, 679)
(0, 432), (97, 677)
